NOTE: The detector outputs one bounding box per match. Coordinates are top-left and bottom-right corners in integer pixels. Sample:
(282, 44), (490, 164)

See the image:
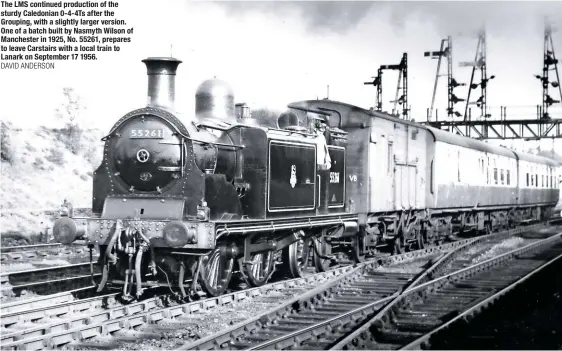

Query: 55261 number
(130, 129), (164, 139)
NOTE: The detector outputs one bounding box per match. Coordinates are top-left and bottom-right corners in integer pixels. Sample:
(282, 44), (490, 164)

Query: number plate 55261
(130, 129), (164, 139)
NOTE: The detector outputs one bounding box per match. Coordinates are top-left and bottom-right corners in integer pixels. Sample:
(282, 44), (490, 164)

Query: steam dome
(195, 78), (235, 122)
(277, 111), (300, 129)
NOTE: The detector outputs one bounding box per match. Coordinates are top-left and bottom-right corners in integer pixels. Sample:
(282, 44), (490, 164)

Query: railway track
(0, 234), (475, 350)
(0, 222), (556, 350)
(1, 286), (98, 315)
(179, 224), (559, 350)
(180, 258), (432, 350)
(0, 264), (359, 350)
(401, 250), (562, 350)
(0, 262), (101, 300)
(405, 224), (561, 289)
(332, 231), (562, 350)
(1, 243), (96, 266)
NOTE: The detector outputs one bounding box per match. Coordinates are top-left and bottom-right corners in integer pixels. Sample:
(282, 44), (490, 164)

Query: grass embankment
(1, 121), (102, 245)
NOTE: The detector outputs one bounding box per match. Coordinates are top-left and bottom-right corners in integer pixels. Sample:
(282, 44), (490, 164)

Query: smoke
(216, 1), (376, 34)
(216, 1), (562, 37)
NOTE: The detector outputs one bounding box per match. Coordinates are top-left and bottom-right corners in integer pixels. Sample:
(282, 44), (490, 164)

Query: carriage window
(507, 170), (511, 185)
(531, 173), (534, 186)
(500, 169), (504, 185)
(535, 174), (538, 187)
(430, 160), (434, 194)
(387, 142), (393, 174)
(542, 175), (544, 188)
(494, 168), (498, 185)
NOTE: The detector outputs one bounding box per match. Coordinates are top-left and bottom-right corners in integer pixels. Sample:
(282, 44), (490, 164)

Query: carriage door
(394, 158), (417, 209)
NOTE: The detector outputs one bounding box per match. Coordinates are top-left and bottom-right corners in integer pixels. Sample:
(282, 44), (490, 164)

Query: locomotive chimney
(142, 57), (182, 111)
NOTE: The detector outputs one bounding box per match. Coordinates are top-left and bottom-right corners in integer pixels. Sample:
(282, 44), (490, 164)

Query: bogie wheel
(416, 230), (425, 250)
(241, 250), (275, 287)
(352, 235), (366, 263)
(313, 236), (334, 272)
(485, 221), (493, 235)
(390, 237), (404, 255)
(198, 247), (234, 297)
(283, 238), (311, 278)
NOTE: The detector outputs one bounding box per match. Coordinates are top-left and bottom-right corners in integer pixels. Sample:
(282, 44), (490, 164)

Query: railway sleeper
(401, 305), (461, 316)
(350, 279), (405, 286)
(423, 296), (479, 306)
(72, 341), (115, 350)
(229, 341), (255, 349)
(315, 304), (354, 313)
(364, 271), (414, 279)
(431, 287), (489, 296)
(299, 340), (335, 350)
(343, 284), (400, 295)
(335, 292), (383, 301)
(264, 324), (304, 333)
(391, 317), (442, 333)
(329, 297), (374, 305)
(285, 315), (326, 322)
(345, 285), (396, 293)
(298, 310), (341, 318)
(374, 327), (424, 344)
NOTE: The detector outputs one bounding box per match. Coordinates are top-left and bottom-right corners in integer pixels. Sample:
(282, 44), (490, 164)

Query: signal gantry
(536, 20), (562, 120)
(364, 53), (409, 120)
(422, 24), (562, 140)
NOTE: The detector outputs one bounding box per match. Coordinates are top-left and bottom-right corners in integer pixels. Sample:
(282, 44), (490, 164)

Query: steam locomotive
(53, 57), (561, 301)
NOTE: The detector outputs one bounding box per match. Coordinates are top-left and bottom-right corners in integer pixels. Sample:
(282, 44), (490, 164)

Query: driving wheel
(283, 238), (311, 278)
(198, 247), (234, 297)
(241, 250), (275, 287)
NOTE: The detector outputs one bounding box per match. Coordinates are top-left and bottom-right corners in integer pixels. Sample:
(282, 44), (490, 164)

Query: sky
(1, 0), (561, 151)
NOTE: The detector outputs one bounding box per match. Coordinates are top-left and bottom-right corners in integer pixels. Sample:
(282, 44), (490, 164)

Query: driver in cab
(315, 120), (331, 171)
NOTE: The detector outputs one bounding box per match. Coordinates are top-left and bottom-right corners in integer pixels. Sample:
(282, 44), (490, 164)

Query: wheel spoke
(313, 237), (333, 272)
(284, 238), (311, 278)
(242, 250), (274, 287)
(199, 247), (234, 297)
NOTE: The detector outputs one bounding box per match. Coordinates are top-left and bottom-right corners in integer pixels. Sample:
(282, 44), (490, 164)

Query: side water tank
(195, 78), (235, 123)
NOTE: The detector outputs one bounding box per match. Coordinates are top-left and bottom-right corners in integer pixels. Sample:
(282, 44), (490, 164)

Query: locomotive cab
(276, 107), (347, 215)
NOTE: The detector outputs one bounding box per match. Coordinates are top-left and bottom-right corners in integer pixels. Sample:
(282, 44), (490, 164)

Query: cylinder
(142, 57), (182, 111)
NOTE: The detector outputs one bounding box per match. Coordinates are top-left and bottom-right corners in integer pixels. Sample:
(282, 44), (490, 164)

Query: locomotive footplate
(84, 218), (215, 250)
(55, 211), (362, 299)
(53, 215), (219, 301)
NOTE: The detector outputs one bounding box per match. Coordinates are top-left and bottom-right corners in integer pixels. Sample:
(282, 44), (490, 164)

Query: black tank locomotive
(53, 57), (353, 301)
